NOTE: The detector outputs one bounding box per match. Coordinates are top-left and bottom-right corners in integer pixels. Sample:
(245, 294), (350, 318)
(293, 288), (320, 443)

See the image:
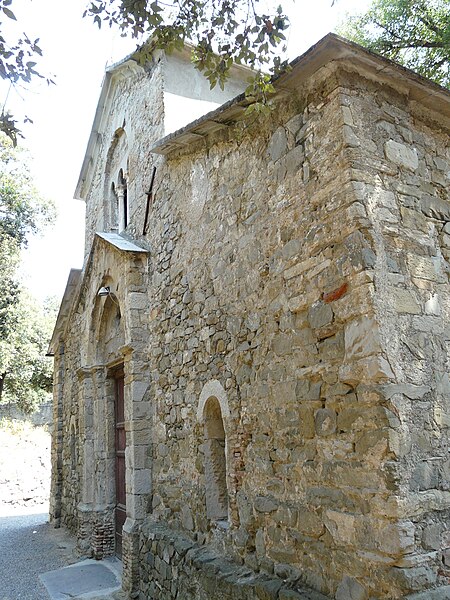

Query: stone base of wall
(138, 521), (329, 600)
(77, 504), (115, 559)
(123, 521), (141, 597)
(92, 510), (115, 559)
(406, 588), (450, 600)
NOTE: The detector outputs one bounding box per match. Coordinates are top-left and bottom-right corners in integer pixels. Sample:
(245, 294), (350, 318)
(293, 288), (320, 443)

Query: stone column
(93, 365), (116, 558)
(117, 184), (127, 232)
(76, 366), (115, 558)
(121, 346), (152, 596)
(76, 367), (96, 555)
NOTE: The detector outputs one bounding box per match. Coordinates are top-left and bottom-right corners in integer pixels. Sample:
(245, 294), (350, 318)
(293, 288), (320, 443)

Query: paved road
(0, 505), (75, 600)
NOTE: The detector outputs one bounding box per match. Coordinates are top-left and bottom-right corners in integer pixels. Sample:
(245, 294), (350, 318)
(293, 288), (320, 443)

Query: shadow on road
(0, 505), (76, 600)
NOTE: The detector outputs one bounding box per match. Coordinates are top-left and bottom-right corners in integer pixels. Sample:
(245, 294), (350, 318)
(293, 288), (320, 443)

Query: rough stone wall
(139, 522), (328, 600)
(51, 237), (151, 569)
(140, 67), (397, 599)
(337, 69), (450, 595)
(49, 343), (64, 526)
(59, 315), (83, 535)
(83, 55), (165, 260)
(0, 402), (52, 426)
(52, 55), (450, 600)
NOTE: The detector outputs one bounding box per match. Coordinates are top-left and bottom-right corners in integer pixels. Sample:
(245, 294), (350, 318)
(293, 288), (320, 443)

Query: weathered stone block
(410, 462), (439, 492)
(298, 407), (316, 439)
(344, 317), (380, 360)
(335, 575), (368, 600)
(254, 578), (282, 599)
(421, 195), (450, 221)
(297, 508), (324, 538)
(406, 586), (450, 599)
(268, 127), (288, 162)
(394, 565), (437, 593)
(382, 383), (430, 400)
(296, 379), (322, 401)
(337, 407), (365, 432)
(375, 520), (416, 556)
(315, 408), (337, 436)
(340, 355), (395, 385)
(408, 255), (442, 283)
(254, 496), (279, 513)
(422, 523), (442, 551)
(355, 429), (388, 459)
(385, 140), (419, 171)
(285, 114), (303, 135)
(307, 302), (333, 330)
(324, 509), (357, 546)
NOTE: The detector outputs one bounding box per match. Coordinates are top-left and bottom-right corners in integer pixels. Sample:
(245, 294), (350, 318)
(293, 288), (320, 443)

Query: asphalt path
(0, 505), (75, 600)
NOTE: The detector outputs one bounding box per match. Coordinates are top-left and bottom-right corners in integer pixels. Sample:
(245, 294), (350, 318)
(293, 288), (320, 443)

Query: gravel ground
(0, 419), (77, 600)
(0, 504), (77, 600)
(0, 419), (123, 600)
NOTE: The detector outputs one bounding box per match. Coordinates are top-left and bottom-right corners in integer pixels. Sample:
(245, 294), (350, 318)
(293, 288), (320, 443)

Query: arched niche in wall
(198, 380), (230, 522)
(104, 128), (129, 233)
(69, 415), (78, 473)
(86, 278), (125, 367)
(96, 293), (125, 366)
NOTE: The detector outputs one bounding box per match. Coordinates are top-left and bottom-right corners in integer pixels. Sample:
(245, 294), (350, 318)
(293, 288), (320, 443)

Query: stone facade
(49, 35), (450, 599)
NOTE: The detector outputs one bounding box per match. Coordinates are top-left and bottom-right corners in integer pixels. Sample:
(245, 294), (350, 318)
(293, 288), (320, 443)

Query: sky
(2, 0), (370, 302)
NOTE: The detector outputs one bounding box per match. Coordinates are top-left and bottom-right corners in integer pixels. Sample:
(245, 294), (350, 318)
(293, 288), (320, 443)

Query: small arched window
(203, 397), (228, 521)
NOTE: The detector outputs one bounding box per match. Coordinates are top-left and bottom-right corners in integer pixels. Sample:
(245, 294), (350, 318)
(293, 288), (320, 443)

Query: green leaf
(3, 6), (16, 20)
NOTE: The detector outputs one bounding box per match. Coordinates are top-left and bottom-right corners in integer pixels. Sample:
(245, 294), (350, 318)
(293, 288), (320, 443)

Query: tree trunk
(0, 372), (5, 403)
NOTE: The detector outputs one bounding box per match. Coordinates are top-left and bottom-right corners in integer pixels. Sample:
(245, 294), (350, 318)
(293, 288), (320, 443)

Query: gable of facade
(74, 45), (251, 261)
(50, 34), (450, 600)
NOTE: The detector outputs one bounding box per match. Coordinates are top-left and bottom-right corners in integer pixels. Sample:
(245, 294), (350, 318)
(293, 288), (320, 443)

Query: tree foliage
(0, 132), (56, 412)
(0, 292), (57, 413)
(0, 0), (43, 84)
(85, 0), (290, 97)
(0, 134), (53, 244)
(340, 0), (450, 88)
(0, 0), (51, 143)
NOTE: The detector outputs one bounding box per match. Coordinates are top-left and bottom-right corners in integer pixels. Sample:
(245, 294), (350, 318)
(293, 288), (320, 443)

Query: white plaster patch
(425, 293), (440, 315)
(198, 380), (230, 422)
(190, 161), (207, 211)
(164, 92), (221, 136)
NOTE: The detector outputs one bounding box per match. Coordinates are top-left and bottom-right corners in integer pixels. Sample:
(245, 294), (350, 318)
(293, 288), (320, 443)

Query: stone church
(48, 34), (450, 599)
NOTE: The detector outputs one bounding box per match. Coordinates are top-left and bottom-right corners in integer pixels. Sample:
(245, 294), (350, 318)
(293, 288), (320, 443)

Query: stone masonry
(49, 35), (450, 599)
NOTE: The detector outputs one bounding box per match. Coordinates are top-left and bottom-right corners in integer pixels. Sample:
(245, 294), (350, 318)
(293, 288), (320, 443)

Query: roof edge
(96, 231), (148, 253)
(151, 33), (450, 156)
(47, 268), (82, 356)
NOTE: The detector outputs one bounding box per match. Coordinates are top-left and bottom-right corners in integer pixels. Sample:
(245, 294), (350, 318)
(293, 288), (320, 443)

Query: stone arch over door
(94, 288), (125, 366)
(76, 238), (150, 591)
(78, 282), (127, 559)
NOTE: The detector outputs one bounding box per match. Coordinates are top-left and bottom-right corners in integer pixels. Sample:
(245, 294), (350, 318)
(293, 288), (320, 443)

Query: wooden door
(114, 369), (126, 558)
